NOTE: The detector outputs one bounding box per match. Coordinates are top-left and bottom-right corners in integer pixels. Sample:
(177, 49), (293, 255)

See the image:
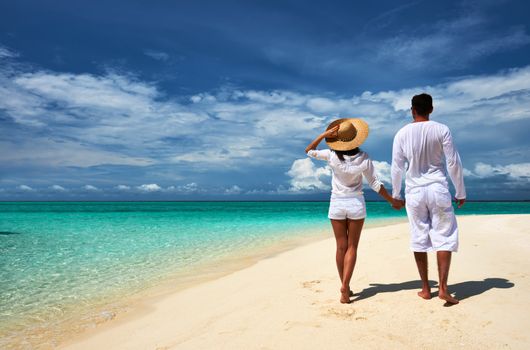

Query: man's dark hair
(411, 93), (433, 116)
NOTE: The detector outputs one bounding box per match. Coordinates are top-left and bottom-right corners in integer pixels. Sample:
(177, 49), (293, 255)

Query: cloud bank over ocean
(1, 56), (528, 199)
(0, 0), (529, 200)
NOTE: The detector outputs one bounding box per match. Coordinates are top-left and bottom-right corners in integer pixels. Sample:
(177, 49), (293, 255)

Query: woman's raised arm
(305, 125), (339, 153)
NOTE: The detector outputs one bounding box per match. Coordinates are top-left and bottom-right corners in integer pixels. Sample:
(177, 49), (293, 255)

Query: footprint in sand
(324, 307), (356, 320)
(481, 320), (492, 327)
(440, 319), (451, 330)
(302, 280), (321, 288)
(302, 280), (323, 293)
(283, 320), (322, 331)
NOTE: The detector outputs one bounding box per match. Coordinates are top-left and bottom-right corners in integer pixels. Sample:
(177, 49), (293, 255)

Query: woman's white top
(307, 149), (383, 199)
(391, 120), (466, 200)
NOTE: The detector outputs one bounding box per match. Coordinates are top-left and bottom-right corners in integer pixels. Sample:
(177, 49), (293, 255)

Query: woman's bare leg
(330, 219), (349, 302)
(330, 219), (348, 281)
(341, 218), (364, 296)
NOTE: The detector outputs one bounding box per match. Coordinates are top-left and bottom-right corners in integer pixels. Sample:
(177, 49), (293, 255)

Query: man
(391, 93), (466, 304)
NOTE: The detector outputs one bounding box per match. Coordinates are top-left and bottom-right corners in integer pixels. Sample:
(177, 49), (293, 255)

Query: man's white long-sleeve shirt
(391, 120), (466, 200)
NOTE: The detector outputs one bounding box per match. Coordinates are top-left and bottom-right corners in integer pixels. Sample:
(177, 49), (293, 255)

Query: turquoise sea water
(1, 201), (529, 348)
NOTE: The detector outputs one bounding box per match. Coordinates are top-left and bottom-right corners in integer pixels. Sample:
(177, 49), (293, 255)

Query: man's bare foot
(439, 292), (459, 304)
(417, 289), (432, 300)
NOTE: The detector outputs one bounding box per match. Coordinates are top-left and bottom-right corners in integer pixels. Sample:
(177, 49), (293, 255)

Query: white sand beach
(62, 214), (530, 350)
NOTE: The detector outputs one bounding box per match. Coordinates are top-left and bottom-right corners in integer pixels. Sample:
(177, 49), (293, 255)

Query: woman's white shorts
(328, 195), (366, 220)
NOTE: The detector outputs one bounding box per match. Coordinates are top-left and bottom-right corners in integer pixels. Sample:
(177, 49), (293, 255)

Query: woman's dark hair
(411, 93), (433, 116)
(334, 148), (360, 161)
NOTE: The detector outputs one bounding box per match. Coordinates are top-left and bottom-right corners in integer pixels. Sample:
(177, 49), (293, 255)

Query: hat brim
(325, 118), (369, 151)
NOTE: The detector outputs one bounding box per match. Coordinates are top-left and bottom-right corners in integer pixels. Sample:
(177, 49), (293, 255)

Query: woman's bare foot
(340, 288), (351, 304)
(340, 293), (350, 303)
(417, 289), (432, 300)
(439, 291), (459, 304)
(340, 286), (355, 297)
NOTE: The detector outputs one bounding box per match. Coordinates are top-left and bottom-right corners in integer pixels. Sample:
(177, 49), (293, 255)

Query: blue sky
(1, 0), (529, 200)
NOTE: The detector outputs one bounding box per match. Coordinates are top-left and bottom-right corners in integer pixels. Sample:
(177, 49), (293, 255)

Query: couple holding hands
(305, 93), (466, 305)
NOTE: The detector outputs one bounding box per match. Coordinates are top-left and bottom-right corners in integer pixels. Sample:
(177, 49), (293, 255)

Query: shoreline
(116, 216), (409, 301)
(61, 214), (529, 349)
(3, 216), (407, 349)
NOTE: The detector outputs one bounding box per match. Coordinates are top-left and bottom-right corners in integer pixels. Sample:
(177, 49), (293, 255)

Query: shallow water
(0, 201), (528, 348)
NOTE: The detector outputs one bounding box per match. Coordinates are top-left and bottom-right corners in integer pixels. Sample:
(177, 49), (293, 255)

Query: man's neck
(413, 115), (430, 123)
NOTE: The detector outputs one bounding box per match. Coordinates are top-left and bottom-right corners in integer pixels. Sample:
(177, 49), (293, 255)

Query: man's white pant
(405, 183), (458, 252)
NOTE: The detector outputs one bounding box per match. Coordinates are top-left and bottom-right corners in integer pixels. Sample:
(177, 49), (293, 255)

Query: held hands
(390, 198), (405, 210)
(454, 198), (466, 209)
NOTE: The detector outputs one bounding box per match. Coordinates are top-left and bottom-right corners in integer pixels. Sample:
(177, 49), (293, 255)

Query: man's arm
(390, 134), (406, 200)
(442, 128), (466, 207)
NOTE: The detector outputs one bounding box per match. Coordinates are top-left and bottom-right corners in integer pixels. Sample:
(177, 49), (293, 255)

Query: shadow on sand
(353, 280), (438, 302)
(353, 278), (514, 304)
(450, 278), (514, 301)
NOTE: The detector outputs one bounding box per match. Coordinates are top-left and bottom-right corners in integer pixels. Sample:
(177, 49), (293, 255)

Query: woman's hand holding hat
(325, 118), (369, 151)
(322, 125), (339, 138)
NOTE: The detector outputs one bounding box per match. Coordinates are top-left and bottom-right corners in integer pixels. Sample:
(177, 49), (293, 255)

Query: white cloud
(115, 185), (131, 191)
(0, 45), (18, 59)
(372, 160), (391, 185)
(463, 168), (474, 177)
(1, 52), (529, 193)
(83, 185), (99, 191)
(1, 67), (208, 166)
(470, 162), (530, 181)
(254, 108), (323, 137)
(144, 49), (170, 61)
(306, 97), (337, 113)
(14, 72), (158, 113)
(50, 185), (67, 191)
(0, 139), (153, 167)
(224, 185), (242, 194)
(361, 66), (530, 128)
(286, 158), (331, 192)
(137, 183), (162, 192)
(190, 95), (202, 103)
(244, 187), (284, 195)
(165, 182), (207, 194)
(178, 182), (200, 192)
(3, 59), (529, 157)
(285, 158), (391, 194)
(189, 93), (216, 104)
(18, 184), (33, 191)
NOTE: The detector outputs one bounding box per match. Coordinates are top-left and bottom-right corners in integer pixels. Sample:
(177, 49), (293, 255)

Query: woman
(305, 118), (403, 303)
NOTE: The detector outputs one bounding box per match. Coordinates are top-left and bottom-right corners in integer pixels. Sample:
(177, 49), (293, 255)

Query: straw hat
(325, 118), (369, 151)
